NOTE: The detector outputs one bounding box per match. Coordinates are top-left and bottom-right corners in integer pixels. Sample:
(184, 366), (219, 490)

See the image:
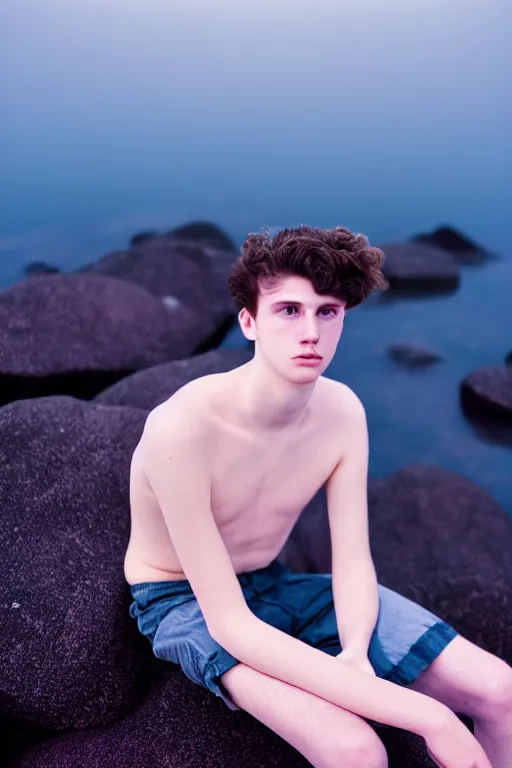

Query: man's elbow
(208, 607), (255, 648)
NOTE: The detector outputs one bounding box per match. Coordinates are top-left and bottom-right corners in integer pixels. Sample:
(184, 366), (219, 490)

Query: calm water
(220, 256), (512, 515)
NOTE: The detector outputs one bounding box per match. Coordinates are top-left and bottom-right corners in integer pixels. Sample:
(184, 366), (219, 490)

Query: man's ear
(238, 308), (257, 342)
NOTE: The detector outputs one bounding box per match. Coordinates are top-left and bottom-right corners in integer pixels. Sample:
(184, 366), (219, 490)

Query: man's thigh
(221, 663), (388, 768)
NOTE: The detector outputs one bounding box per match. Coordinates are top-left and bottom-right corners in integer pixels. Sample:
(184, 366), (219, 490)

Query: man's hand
(335, 649), (377, 677)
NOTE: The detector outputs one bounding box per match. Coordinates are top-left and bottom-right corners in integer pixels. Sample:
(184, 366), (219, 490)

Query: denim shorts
(128, 558), (458, 711)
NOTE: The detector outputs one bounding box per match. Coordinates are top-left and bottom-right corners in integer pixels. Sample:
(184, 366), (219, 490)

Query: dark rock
(16, 664), (450, 768)
(15, 462), (502, 768)
(94, 347), (253, 410)
(166, 220), (237, 253)
(411, 225), (490, 264)
(78, 236), (238, 340)
(23, 261), (60, 276)
(17, 668), (316, 768)
(506, 351), (512, 365)
(282, 464), (512, 661)
(378, 242), (460, 293)
(387, 343), (443, 369)
(0, 397), (152, 732)
(0, 274), (206, 405)
(129, 230), (159, 246)
(1, 715), (54, 768)
(460, 364), (512, 429)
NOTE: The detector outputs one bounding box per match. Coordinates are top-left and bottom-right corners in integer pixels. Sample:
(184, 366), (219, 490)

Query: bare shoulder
(318, 379), (368, 472)
(319, 376), (366, 421)
(139, 376), (218, 454)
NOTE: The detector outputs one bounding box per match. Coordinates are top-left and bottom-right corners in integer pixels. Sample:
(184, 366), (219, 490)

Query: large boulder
(94, 347), (253, 410)
(0, 273), (208, 405)
(4, 401), (508, 767)
(0, 397), (152, 732)
(460, 364), (512, 426)
(281, 464), (512, 661)
(410, 225), (491, 264)
(78, 236), (238, 345)
(379, 242), (460, 293)
(15, 665), (445, 768)
(16, 669), (314, 768)
(14, 461), (504, 768)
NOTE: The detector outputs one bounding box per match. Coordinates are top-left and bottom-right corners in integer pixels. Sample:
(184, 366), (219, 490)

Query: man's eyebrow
(270, 299), (344, 308)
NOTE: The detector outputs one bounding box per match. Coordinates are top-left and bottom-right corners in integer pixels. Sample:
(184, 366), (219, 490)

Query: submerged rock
(411, 225), (491, 264)
(379, 241), (460, 293)
(387, 342), (443, 369)
(460, 364), (512, 425)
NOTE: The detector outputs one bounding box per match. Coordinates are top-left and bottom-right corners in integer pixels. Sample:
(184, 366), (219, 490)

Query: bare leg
(407, 635), (512, 768)
(471, 710), (512, 768)
(222, 663), (388, 768)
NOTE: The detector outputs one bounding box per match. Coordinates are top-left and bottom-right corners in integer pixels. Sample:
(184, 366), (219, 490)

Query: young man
(126, 226), (511, 768)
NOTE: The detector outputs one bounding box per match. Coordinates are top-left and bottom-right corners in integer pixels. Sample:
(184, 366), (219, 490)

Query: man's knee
(324, 726), (388, 768)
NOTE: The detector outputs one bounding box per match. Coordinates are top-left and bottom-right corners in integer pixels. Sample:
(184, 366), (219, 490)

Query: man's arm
(325, 386), (379, 657)
(141, 402), (450, 734)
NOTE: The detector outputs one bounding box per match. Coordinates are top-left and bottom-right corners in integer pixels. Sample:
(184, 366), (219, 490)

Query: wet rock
(460, 364), (512, 425)
(23, 261), (60, 276)
(0, 273), (204, 406)
(282, 464), (512, 661)
(387, 343), (443, 369)
(94, 347), (253, 411)
(0, 397), (151, 731)
(379, 242), (460, 293)
(411, 225), (490, 264)
(166, 220), (237, 253)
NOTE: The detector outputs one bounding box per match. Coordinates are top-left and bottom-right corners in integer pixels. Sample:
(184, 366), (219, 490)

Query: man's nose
(300, 316), (320, 343)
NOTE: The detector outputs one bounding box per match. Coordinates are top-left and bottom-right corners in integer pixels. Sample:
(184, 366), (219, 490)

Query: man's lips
(294, 354), (322, 359)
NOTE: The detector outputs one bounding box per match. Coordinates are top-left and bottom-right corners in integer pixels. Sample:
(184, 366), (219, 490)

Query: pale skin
(125, 275), (512, 768)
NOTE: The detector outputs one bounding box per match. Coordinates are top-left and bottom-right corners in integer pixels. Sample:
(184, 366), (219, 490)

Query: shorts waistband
(129, 557), (289, 603)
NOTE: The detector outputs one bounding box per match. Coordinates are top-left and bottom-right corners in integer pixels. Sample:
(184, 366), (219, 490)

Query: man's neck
(229, 359), (317, 433)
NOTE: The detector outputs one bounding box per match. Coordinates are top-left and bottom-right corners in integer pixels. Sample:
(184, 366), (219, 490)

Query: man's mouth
(296, 354), (322, 359)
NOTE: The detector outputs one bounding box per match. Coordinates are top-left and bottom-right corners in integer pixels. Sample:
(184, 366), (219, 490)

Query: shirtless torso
(124, 362), (350, 585)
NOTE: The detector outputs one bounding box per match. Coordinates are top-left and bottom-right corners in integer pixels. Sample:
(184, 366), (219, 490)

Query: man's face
(240, 275), (346, 379)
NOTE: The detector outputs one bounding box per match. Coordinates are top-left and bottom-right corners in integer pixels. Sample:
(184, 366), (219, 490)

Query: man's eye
(279, 306), (337, 317)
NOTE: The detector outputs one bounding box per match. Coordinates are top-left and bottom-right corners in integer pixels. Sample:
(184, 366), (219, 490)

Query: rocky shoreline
(1, 221), (511, 767)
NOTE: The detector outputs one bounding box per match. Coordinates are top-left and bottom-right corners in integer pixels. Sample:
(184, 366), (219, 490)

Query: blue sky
(1, 0), (510, 275)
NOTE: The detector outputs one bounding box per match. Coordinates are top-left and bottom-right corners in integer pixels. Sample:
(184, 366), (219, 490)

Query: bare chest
(207, 420), (340, 567)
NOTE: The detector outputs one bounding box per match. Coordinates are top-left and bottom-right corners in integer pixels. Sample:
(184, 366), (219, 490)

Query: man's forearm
(331, 558), (380, 655)
(213, 610), (448, 734)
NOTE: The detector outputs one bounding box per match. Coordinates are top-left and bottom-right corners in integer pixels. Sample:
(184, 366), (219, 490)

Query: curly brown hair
(227, 225), (388, 317)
